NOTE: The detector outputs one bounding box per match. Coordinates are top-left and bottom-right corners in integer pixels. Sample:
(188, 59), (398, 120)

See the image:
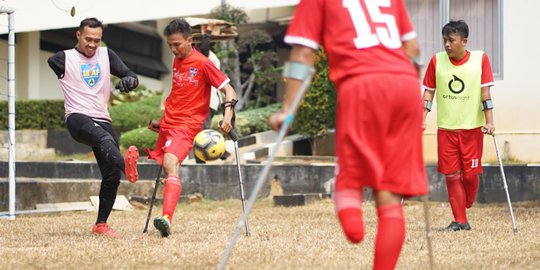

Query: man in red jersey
(147, 18), (237, 237)
(269, 1), (427, 269)
(422, 20), (495, 231)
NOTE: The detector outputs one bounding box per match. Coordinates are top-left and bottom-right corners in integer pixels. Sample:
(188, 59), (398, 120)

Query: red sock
(334, 189), (364, 243)
(374, 204), (405, 270)
(446, 174), (467, 223)
(462, 173), (479, 208)
(162, 176), (182, 222)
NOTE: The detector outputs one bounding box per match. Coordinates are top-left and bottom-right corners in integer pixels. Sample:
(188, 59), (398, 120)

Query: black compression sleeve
(107, 48), (137, 79)
(47, 51), (66, 78)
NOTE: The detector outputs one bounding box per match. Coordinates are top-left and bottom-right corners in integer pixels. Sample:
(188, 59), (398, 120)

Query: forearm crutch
(422, 195), (435, 270)
(491, 133), (518, 233)
(143, 166), (163, 233)
(217, 64), (315, 270)
(220, 116), (251, 237)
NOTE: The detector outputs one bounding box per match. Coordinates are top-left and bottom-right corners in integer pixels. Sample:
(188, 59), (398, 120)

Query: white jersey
(208, 50), (224, 111)
(59, 47), (112, 121)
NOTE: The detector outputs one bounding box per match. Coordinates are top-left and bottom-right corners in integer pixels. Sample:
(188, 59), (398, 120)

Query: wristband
(424, 100), (432, 112)
(481, 99), (494, 111)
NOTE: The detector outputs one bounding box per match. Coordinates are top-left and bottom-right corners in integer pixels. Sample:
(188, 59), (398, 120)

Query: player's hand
(218, 116), (233, 134)
(148, 119), (160, 133)
(482, 123), (495, 135)
(268, 111), (287, 131)
(116, 76), (138, 93)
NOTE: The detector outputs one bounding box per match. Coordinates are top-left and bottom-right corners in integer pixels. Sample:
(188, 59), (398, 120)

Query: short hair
(163, 19), (192, 37)
(79, 17), (103, 32)
(442, 20), (469, 38)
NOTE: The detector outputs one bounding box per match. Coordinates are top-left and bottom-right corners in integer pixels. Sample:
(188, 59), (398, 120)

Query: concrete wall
(1, 161), (538, 211)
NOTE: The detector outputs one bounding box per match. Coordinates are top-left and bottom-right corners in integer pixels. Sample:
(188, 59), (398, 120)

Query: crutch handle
(218, 120), (239, 142)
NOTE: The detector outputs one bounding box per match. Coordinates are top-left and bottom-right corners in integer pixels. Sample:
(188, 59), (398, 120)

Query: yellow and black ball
(193, 129), (226, 161)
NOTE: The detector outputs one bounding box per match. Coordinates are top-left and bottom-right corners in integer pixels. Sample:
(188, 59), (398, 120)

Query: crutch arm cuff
(282, 61), (315, 81)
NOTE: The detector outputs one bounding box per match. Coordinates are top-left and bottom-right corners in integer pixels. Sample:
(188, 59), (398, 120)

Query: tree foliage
(292, 50), (336, 154)
(210, 5), (280, 111)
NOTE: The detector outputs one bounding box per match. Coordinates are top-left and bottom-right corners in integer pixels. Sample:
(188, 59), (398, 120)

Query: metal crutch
(220, 117), (251, 237)
(143, 166), (163, 233)
(216, 66), (315, 270)
(491, 133), (518, 233)
(422, 195), (435, 270)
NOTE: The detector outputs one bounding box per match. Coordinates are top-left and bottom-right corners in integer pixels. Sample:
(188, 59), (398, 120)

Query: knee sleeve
(98, 138), (124, 170)
(334, 189), (365, 244)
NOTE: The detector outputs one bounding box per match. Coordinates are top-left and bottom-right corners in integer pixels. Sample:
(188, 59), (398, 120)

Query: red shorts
(334, 74), (428, 197)
(147, 127), (198, 165)
(437, 128), (484, 175)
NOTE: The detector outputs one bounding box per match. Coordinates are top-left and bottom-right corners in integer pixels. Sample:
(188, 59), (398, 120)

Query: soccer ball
(193, 129), (226, 161)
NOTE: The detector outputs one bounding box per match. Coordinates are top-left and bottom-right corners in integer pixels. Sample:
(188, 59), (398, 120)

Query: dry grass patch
(1, 199), (539, 269)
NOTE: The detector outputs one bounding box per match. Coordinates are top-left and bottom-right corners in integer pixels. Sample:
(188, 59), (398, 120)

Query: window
(406, 0), (502, 78)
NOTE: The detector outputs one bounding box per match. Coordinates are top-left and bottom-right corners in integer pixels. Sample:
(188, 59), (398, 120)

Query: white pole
(1, 6), (16, 220)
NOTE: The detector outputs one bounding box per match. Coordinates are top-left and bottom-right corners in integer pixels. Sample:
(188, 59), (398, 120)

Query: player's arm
(218, 84), (238, 133)
(108, 48), (139, 92)
(47, 51), (66, 79)
(402, 39), (422, 75)
(422, 90), (435, 130)
(268, 45), (315, 131)
(481, 86), (495, 135)
(421, 56), (437, 130)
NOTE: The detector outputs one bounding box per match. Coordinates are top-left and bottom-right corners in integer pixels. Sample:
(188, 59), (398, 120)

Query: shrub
(0, 100), (65, 129)
(121, 103), (281, 150)
(109, 95), (162, 132)
(210, 103), (281, 137)
(293, 50), (336, 138)
(119, 127), (158, 152)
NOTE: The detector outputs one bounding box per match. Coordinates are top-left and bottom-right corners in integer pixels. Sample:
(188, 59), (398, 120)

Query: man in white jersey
(48, 18), (140, 237)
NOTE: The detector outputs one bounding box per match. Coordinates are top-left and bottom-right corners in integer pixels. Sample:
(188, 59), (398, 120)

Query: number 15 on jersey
(343, 0), (402, 49)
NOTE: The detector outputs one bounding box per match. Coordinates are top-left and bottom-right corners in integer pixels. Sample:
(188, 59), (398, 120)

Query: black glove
(115, 76), (138, 93)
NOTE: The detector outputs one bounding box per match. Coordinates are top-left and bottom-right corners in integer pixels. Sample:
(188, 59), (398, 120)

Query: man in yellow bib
(422, 20), (495, 231)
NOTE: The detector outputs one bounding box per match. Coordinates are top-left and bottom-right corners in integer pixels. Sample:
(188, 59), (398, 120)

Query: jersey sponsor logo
(172, 69), (200, 88)
(189, 67), (198, 77)
(80, 63), (101, 88)
(448, 75), (465, 94)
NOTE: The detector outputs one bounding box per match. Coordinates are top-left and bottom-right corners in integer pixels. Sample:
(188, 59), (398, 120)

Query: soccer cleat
(92, 223), (119, 237)
(154, 215), (171, 238)
(446, 221), (471, 231)
(124, 145), (139, 183)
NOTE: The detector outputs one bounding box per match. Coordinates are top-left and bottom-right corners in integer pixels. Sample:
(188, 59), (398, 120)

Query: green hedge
(0, 100), (65, 129)
(120, 127), (158, 152)
(109, 95), (163, 132)
(120, 103), (281, 150)
(210, 103), (281, 137)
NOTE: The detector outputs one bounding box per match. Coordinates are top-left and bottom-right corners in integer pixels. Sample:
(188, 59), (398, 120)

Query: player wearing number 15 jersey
(269, 0), (428, 269)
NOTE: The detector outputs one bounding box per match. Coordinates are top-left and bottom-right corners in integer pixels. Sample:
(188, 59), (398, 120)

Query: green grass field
(1, 199), (539, 269)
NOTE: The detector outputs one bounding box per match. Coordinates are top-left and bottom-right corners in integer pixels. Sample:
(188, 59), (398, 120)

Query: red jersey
(285, 0), (418, 85)
(422, 50), (495, 91)
(161, 49), (229, 130)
